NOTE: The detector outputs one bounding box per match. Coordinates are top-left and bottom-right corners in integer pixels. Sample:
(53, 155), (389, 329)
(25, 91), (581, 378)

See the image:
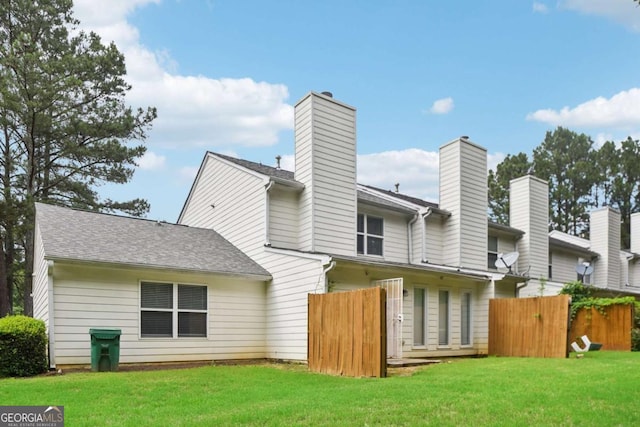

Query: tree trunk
(23, 227), (33, 316)
(0, 239), (11, 316)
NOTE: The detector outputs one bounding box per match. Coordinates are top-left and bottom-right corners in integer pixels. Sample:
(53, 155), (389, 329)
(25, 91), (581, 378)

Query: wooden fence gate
(308, 287), (386, 377)
(489, 295), (570, 358)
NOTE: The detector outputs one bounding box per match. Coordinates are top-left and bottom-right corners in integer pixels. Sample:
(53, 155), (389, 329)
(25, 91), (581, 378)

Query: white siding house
(33, 90), (640, 368)
(33, 203), (271, 368)
(177, 92), (526, 360)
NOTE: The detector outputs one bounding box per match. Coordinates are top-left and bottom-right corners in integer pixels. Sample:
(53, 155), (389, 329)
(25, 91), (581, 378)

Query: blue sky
(72, 0), (640, 221)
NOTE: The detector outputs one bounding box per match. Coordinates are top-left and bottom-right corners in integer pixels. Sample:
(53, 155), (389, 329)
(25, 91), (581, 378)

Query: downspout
(264, 180), (274, 246)
(316, 258), (336, 294)
(516, 281), (528, 298)
(420, 208), (433, 263)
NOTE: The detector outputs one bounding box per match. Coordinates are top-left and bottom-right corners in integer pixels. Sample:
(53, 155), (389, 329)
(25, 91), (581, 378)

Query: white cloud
(487, 152), (506, 172)
(72, 0), (294, 149)
(593, 132), (614, 148)
(526, 88), (640, 128)
(560, 0), (640, 32)
(429, 97), (454, 115)
(533, 2), (549, 13)
(357, 149), (440, 202)
(137, 151), (166, 170)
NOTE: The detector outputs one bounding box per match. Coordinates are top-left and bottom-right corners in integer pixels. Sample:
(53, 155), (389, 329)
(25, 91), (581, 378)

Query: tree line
(488, 127), (640, 249)
(0, 0), (156, 316)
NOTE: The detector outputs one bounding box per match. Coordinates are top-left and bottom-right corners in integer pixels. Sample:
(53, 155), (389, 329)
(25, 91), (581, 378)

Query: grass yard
(1, 352), (639, 426)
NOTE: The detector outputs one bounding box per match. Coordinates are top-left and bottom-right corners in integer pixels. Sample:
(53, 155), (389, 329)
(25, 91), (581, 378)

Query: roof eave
(45, 256), (272, 281)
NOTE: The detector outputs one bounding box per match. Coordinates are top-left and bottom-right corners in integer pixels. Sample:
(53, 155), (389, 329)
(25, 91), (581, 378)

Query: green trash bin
(89, 328), (121, 372)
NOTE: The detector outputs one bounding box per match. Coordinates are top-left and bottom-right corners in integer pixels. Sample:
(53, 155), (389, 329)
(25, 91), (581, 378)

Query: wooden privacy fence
(308, 287), (386, 378)
(569, 304), (634, 351)
(489, 295), (570, 358)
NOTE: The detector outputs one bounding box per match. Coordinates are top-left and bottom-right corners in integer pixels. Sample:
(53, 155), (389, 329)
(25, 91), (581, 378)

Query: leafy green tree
(0, 0), (156, 316)
(596, 137), (640, 249)
(533, 127), (596, 236)
(488, 152), (532, 224)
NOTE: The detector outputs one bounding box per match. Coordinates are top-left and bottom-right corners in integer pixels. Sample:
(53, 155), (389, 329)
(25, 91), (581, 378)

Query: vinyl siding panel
(180, 155), (266, 258)
(550, 250), (577, 285)
(631, 213), (640, 254)
(269, 188), (299, 249)
(424, 219), (444, 265)
(257, 250), (326, 360)
(439, 139), (487, 269)
(439, 144), (460, 264)
(50, 264), (266, 366)
(295, 99), (313, 251)
(32, 222), (49, 328)
(510, 176), (549, 289)
(294, 93), (357, 256)
(590, 208), (621, 289)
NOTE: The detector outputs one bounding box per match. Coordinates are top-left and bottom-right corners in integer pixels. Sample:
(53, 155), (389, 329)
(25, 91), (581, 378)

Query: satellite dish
(575, 263), (593, 282)
(495, 251), (519, 273)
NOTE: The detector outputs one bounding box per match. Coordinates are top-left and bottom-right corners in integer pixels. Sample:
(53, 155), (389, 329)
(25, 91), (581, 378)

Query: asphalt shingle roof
(212, 152), (295, 181)
(36, 202), (271, 279)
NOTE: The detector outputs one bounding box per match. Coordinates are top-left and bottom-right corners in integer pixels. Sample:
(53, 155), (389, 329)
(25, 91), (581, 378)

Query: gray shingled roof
(212, 151), (296, 182)
(357, 189), (416, 214)
(549, 236), (599, 258)
(36, 203), (271, 279)
(361, 184), (439, 209)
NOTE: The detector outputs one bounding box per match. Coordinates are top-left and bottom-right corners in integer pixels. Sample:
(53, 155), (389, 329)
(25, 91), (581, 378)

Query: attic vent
(321, 91), (333, 98)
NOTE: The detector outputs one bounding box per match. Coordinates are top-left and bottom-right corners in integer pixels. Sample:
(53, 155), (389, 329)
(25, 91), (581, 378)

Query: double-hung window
(140, 282), (208, 338)
(357, 214), (383, 256)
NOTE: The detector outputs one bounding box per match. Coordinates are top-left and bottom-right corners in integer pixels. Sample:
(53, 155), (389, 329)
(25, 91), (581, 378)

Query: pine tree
(0, 0), (156, 315)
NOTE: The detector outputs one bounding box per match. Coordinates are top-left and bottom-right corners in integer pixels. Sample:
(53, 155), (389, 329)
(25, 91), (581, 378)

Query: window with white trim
(413, 287), (427, 347)
(357, 214), (383, 256)
(438, 289), (450, 346)
(461, 291), (472, 346)
(140, 282), (208, 338)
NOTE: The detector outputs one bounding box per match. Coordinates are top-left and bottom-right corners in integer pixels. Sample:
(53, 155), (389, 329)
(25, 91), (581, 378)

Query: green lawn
(1, 352), (639, 426)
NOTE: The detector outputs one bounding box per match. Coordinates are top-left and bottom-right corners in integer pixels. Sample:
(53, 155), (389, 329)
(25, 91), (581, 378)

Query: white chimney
(294, 91), (357, 256)
(439, 137), (487, 270)
(590, 207), (621, 289)
(510, 175), (549, 290)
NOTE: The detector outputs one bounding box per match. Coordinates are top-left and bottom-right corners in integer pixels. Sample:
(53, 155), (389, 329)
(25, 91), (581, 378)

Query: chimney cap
(321, 91), (333, 98)
(460, 135), (469, 140)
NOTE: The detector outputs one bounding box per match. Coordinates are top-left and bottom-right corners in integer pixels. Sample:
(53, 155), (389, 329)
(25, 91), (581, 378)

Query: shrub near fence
(308, 287), (386, 378)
